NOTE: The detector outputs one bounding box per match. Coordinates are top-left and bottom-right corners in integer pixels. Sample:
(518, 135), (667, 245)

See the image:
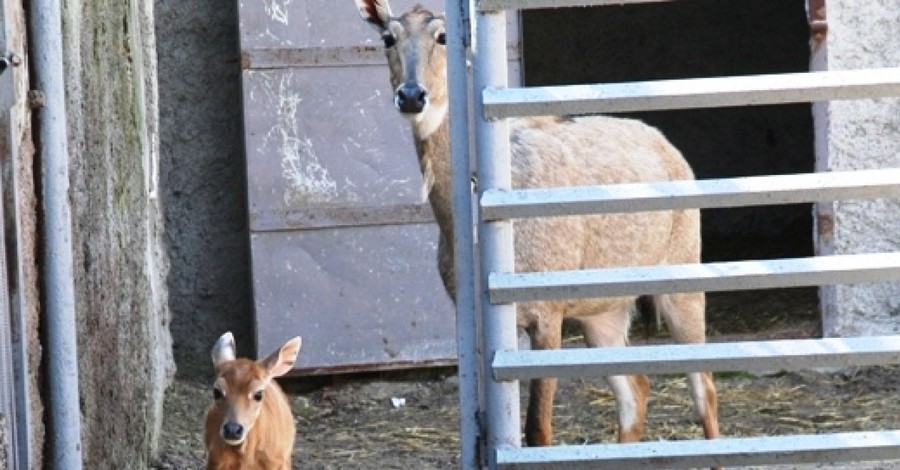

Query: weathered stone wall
(155, 0), (252, 378)
(61, 0), (173, 467)
(815, 0), (900, 336)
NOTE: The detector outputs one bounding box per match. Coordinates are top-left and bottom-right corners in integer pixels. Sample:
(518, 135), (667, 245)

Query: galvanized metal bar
(446, 1), (481, 469)
(483, 67), (900, 118)
(478, 0), (672, 11)
(29, 0), (83, 467)
(496, 430), (900, 470)
(481, 167), (900, 220)
(0, 176), (16, 470)
(473, 5), (521, 468)
(493, 335), (900, 380)
(489, 252), (900, 303)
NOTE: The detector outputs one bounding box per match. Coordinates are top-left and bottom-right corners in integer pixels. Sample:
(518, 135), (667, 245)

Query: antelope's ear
(262, 336), (302, 378)
(211, 332), (237, 369)
(355, 0), (392, 33)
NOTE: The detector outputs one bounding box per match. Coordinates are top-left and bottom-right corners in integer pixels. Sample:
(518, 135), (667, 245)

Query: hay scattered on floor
(155, 365), (900, 470)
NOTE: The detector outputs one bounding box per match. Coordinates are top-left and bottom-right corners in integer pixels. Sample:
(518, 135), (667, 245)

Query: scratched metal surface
(251, 225), (457, 374)
(240, 0), (522, 373)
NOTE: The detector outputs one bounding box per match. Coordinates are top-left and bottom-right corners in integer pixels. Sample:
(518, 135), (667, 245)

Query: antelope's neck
(412, 113), (454, 235)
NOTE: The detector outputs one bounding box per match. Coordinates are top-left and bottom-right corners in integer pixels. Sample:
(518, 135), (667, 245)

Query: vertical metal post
(472, 5), (520, 469)
(0, 187), (16, 469)
(30, 0), (83, 467)
(446, 1), (482, 469)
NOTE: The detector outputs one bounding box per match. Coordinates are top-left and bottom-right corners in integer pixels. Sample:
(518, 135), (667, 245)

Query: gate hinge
(27, 90), (45, 109)
(476, 408), (487, 468)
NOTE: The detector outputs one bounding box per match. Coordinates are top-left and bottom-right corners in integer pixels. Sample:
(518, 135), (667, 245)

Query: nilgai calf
(205, 332), (302, 470)
(355, 0), (721, 459)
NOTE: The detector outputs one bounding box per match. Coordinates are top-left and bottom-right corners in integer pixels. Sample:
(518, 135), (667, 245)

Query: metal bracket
(0, 51), (21, 74)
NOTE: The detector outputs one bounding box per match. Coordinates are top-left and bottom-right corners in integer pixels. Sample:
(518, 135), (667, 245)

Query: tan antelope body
(204, 332), (302, 470)
(355, 0), (722, 460)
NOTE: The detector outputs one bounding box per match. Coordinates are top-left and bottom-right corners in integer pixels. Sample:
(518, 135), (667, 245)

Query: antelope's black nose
(222, 422), (244, 441)
(396, 83), (428, 114)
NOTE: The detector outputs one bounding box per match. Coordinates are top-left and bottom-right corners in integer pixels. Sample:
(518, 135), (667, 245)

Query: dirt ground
(151, 287), (900, 469)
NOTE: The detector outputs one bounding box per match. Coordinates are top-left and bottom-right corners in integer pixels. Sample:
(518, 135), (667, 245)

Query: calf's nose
(222, 422), (244, 441)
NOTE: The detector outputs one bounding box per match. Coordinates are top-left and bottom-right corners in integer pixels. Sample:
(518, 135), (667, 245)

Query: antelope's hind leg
(655, 292), (720, 440)
(578, 308), (650, 443)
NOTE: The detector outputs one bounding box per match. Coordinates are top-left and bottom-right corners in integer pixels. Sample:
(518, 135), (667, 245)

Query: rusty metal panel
(251, 225), (456, 374)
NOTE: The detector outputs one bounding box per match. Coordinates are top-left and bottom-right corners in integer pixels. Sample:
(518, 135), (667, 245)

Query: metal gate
(448, 0), (900, 468)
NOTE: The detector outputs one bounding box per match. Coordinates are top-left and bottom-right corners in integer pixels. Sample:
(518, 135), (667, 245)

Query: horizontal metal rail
(493, 335), (900, 380)
(481, 168), (900, 221)
(483, 67), (900, 118)
(496, 430), (900, 470)
(489, 252), (900, 303)
(478, 0), (672, 11)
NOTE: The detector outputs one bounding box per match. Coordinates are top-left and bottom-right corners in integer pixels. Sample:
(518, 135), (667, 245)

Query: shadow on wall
(155, 0), (253, 378)
(522, 0), (815, 260)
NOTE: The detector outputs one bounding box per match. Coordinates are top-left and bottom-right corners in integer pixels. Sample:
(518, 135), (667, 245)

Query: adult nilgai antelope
(355, 0), (720, 453)
(205, 332), (302, 470)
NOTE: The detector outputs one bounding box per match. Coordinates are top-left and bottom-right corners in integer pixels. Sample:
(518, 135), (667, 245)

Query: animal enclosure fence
(447, 0), (900, 469)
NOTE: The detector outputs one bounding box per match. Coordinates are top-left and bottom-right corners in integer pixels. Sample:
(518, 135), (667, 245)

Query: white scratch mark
(264, 0), (291, 25)
(257, 72), (348, 205)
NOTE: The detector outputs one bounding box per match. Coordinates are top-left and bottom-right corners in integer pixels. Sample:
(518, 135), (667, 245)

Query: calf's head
(208, 332), (302, 445)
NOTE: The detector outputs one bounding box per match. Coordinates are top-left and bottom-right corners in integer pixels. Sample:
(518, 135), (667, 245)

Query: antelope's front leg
(524, 312), (563, 446)
(578, 307), (650, 443)
(525, 377), (558, 446)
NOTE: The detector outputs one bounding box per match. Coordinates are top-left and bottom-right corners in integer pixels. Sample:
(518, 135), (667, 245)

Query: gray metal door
(238, 0), (520, 373)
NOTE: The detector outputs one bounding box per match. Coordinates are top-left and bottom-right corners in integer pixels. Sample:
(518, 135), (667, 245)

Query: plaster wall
(60, 0), (173, 466)
(815, 0), (900, 336)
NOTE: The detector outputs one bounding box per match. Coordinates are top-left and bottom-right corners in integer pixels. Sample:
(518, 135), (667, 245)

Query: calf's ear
(211, 332), (237, 370)
(262, 336), (302, 378)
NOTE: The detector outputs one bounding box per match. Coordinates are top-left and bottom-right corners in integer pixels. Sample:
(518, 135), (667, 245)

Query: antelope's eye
(436, 32), (446, 45)
(382, 34), (396, 48)
(252, 390), (264, 402)
(213, 387), (224, 400)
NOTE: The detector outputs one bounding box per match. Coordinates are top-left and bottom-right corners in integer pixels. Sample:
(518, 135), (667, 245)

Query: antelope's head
(356, 0), (448, 138)
(208, 332), (302, 446)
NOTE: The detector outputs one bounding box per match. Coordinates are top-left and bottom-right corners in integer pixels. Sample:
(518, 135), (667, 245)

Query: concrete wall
(155, 0), (253, 378)
(61, 0), (172, 466)
(815, 0), (900, 336)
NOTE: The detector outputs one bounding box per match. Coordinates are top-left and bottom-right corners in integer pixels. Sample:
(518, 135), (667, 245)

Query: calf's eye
(213, 387), (224, 400)
(252, 390), (264, 402)
(382, 34), (396, 48)
(436, 32), (446, 45)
